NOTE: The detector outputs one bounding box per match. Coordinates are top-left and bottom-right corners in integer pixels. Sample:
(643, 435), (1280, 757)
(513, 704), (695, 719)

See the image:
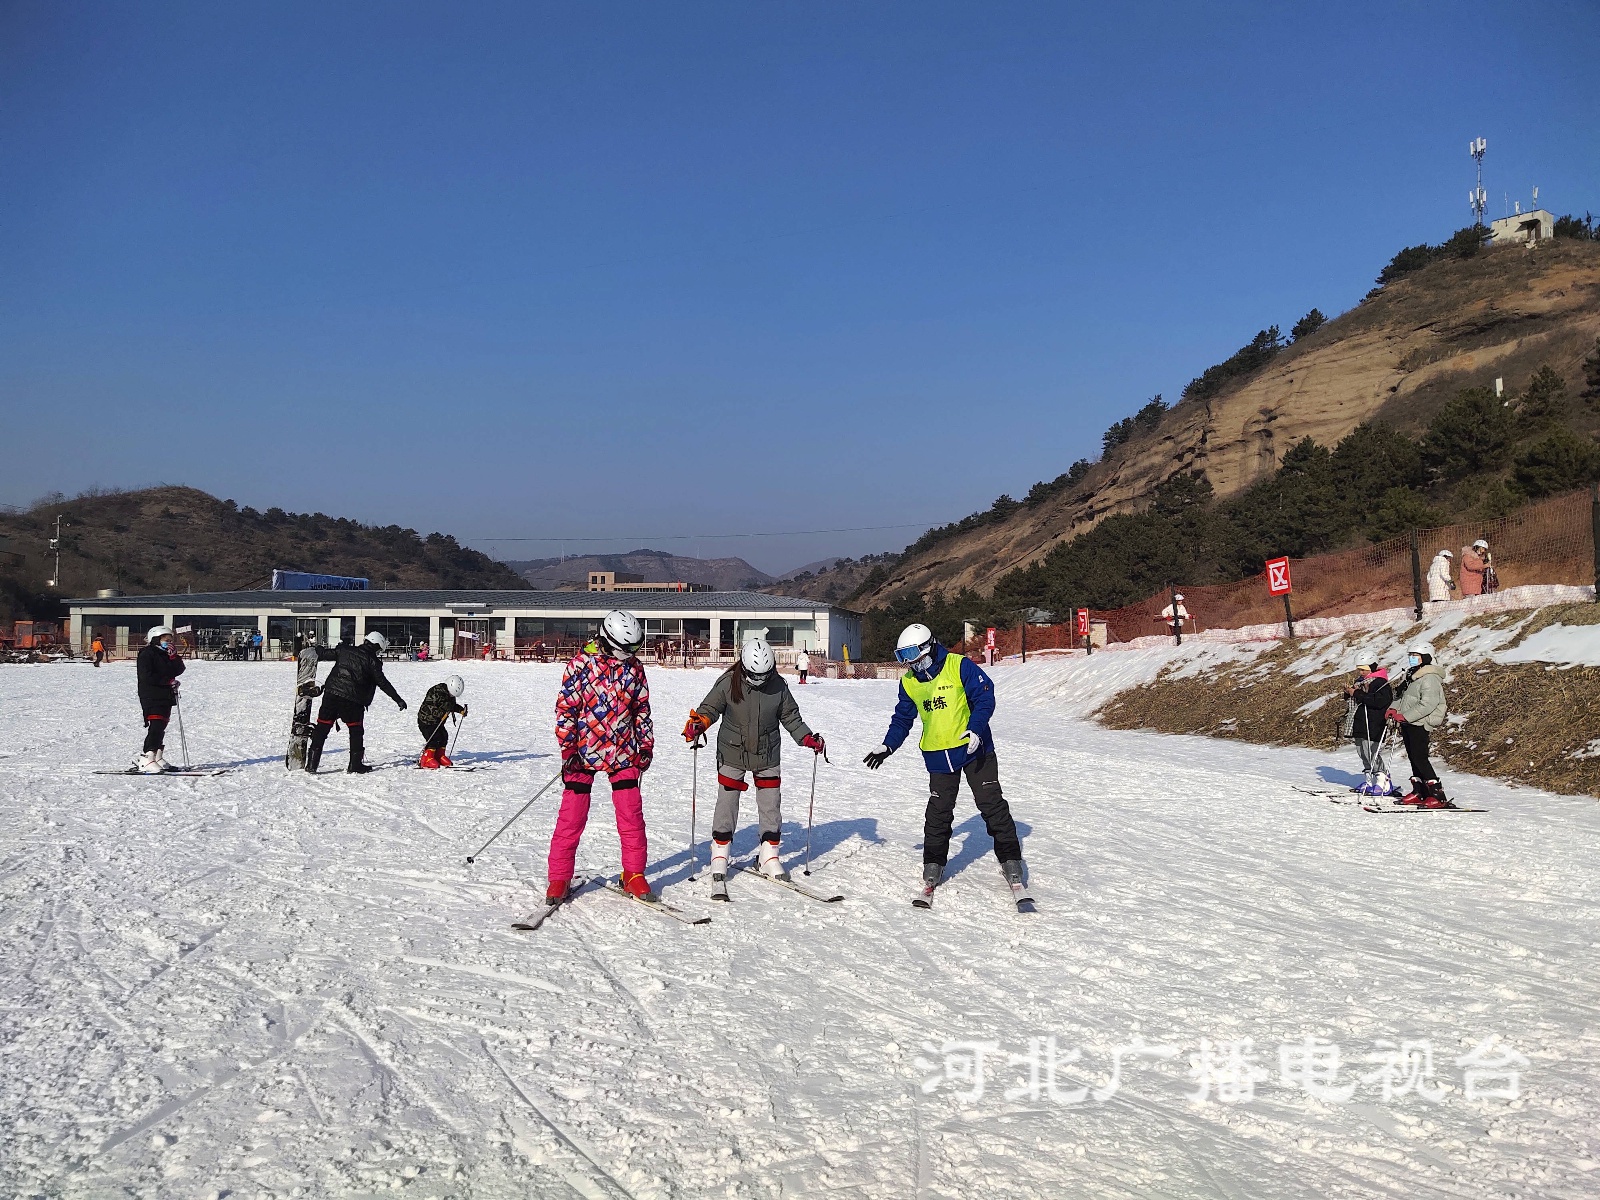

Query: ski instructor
(864, 623), (1025, 895)
(303, 630), (407, 774)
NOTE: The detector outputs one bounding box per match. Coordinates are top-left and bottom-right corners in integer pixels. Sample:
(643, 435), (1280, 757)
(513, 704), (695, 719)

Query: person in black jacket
(133, 625), (186, 772)
(1344, 662), (1394, 796)
(304, 631), (407, 774)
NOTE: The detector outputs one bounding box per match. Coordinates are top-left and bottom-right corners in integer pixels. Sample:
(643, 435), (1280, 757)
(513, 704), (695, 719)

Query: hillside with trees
(782, 224), (1600, 655)
(0, 486), (527, 622)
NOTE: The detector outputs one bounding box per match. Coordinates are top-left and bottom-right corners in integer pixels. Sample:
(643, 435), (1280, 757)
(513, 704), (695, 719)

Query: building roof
(67, 588), (846, 614)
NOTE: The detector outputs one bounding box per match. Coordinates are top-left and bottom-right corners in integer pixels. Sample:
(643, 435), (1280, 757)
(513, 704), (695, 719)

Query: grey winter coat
(1394, 663), (1447, 730)
(695, 669), (813, 772)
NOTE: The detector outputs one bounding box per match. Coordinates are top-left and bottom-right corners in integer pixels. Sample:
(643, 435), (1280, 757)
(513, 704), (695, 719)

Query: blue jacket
(882, 645), (996, 773)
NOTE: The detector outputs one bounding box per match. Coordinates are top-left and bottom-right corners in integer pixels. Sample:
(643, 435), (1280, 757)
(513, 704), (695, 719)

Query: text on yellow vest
(900, 652), (971, 752)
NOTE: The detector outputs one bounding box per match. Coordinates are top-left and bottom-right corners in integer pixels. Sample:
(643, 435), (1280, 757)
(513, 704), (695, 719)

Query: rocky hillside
(828, 237), (1600, 607)
(0, 486), (527, 620)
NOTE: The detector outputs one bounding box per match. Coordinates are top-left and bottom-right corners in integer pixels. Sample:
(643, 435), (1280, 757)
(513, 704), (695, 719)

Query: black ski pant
(142, 701), (173, 752)
(419, 714), (450, 751)
(310, 695), (367, 765)
(1400, 724), (1442, 791)
(923, 752), (1022, 867)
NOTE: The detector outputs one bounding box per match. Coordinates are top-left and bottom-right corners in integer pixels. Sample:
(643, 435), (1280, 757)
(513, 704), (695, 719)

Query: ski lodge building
(65, 589), (862, 663)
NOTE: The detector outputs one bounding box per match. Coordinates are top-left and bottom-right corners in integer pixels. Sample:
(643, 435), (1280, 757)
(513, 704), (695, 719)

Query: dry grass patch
(1095, 630), (1600, 798)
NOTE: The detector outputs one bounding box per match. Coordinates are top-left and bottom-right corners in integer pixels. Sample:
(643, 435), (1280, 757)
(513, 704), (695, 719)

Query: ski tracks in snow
(3, 658), (1599, 1197)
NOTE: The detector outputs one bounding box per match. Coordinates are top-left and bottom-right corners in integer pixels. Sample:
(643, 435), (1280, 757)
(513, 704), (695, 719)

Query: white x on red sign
(1265, 557), (1292, 596)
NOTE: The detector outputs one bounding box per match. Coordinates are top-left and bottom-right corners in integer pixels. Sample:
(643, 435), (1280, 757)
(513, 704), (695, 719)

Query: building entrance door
(454, 619), (491, 659)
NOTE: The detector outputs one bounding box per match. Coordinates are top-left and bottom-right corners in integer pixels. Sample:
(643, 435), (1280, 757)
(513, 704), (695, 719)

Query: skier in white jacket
(1426, 550), (1456, 603)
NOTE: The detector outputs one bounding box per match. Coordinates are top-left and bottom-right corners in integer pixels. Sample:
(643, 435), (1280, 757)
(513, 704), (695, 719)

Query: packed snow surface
(3, 656), (1599, 1198)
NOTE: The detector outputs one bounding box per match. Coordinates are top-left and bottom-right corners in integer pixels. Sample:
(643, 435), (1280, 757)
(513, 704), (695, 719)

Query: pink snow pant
(547, 763), (647, 884)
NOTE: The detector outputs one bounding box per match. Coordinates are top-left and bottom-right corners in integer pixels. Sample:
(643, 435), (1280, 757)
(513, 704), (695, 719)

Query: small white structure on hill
(1489, 208), (1554, 247)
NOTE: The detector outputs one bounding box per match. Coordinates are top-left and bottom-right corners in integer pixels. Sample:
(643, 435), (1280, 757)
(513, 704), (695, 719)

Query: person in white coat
(795, 648), (811, 684)
(1426, 550), (1456, 603)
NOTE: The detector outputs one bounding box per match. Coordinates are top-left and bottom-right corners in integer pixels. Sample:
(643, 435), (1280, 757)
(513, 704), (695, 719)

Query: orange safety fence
(960, 487), (1598, 658)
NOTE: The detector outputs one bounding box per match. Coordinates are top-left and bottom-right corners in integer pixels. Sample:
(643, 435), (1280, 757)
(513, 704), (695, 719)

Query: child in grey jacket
(683, 637), (825, 886)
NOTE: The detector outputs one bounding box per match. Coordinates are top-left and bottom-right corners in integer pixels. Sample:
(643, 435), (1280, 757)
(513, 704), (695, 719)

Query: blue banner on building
(271, 569), (370, 591)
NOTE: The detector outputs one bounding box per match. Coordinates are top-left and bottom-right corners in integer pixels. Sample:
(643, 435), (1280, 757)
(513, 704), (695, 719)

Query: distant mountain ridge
(0, 485), (528, 621)
(502, 550), (775, 591)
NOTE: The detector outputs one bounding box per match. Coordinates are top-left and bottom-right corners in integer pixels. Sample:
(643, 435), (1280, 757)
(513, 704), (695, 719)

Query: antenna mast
(47, 513), (62, 588)
(1468, 137), (1487, 225)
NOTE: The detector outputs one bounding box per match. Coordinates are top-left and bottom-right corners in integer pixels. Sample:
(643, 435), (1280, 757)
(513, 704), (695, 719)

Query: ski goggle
(895, 642), (933, 665)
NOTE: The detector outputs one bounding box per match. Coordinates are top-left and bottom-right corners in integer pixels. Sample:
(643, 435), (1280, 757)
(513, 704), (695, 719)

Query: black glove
(459, 704), (468, 718)
(863, 744), (892, 770)
(396, 697), (408, 712)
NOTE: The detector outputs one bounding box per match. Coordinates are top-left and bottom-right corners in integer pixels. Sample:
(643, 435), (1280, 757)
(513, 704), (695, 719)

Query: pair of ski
(512, 876), (713, 931)
(914, 868), (1036, 914)
(1290, 785), (1486, 813)
(708, 862), (844, 905)
(93, 766), (231, 777)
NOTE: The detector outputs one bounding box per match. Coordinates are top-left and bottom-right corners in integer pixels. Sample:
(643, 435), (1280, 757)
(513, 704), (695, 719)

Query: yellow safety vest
(899, 652), (971, 752)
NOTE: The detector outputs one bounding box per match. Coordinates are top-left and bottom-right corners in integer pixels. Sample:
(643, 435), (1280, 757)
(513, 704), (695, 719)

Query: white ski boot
(709, 838), (731, 901)
(757, 839), (787, 880)
(133, 751), (163, 774)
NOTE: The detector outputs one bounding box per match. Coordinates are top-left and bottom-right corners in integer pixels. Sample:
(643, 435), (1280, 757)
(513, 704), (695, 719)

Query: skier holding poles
(863, 623), (1028, 907)
(682, 636), (826, 896)
(132, 625), (185, 773)
(303, 631), (407, 774)
(545, 611), (655, 903)
(417, 675), (467, 768)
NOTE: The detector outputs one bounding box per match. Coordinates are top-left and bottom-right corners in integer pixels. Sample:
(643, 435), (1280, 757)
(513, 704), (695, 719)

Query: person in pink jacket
(547, 610), (655, 902)
(1459, 539), (1491, 596)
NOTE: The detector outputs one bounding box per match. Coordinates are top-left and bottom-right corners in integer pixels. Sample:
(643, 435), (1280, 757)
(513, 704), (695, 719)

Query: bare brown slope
(850, 239), (1600, 606)
(1, 486), (527, 618)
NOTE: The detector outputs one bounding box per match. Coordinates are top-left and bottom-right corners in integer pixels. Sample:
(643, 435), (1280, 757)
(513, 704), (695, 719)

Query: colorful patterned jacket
(556, 648), (655, 772)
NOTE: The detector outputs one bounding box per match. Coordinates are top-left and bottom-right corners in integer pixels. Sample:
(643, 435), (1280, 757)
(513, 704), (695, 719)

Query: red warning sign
(1265, 557), (1293, 596)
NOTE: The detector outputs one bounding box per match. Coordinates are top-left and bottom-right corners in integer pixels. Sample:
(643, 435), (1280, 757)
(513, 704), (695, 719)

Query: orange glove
(682, 710), (712, 743)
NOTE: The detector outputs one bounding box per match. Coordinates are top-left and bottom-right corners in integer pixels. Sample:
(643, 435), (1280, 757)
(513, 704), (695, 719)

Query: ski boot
(419, 748), (441, 769)
(1000, 860), (1026, 888)
(545, 880), (570, 904)
(1395, 777), (1426, 805)
(621, 871), (652, 899)
(133, 750), (163, 775)
(757, 838), (788, 880)
(1414, 780), (1456, 809)
(438, 751), (454, 767)
(708, 838), (731, 900)
(155, 749), (182, 772)
(347, 760), (373, 775)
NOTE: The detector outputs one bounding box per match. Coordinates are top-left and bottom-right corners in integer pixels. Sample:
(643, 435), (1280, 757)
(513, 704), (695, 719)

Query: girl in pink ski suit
(548, 640), (655, 898)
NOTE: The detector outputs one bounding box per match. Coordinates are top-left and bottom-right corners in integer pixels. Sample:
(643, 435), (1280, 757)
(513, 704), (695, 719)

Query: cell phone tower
(1468, 137), (1487, 225)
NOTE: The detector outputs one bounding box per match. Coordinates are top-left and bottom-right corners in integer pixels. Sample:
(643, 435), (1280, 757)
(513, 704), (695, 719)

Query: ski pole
(174, 694), (191, 769)
(804, 751), (818, 876)
(447, 710), (466, 760)
(688, 735), (702, 880)
(465, 765), (565, 864)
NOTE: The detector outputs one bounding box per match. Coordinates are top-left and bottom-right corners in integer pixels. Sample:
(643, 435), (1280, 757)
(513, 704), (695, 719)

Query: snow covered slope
(3, 658), (1598, 1198)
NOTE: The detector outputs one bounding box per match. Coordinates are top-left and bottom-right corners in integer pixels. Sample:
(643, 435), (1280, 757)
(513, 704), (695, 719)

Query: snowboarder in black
(133, 625), (185, 773)
(304, 631), (407, 774)
(417, 675), (467, 768)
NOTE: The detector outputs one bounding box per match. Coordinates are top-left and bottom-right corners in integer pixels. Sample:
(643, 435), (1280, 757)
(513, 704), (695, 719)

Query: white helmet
(599, 610), (643, 657)
(147, 625), (173, 643)
(364, 630), (389, 651)
(741, 637), (776, 687)
(446, 675), (465, 698)
(1439, 549), (1453, 559)
(895, 623), (937, 673)
(1472, 539), (1488, 549)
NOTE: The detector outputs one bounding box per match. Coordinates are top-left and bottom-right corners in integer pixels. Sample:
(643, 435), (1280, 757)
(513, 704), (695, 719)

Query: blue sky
(3, 1), (1597, 575)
